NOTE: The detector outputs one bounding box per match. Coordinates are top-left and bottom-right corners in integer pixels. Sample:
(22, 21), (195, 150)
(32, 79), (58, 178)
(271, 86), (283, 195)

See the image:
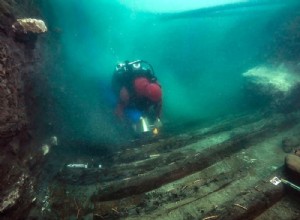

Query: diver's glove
(154, 118), (162, 128)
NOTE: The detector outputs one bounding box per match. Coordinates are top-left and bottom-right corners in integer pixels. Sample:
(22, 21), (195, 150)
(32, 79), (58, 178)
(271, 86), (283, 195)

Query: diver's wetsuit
(112, 62), (162, 120)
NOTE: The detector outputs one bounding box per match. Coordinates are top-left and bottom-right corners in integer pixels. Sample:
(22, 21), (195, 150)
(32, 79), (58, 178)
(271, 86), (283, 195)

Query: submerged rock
(0, 3), (49, 219)
(243, 64), (300, 94)
(243, 64), (300, 110)
(12, 18), (47, 34)
(12, 18), (47, 46)
(285, 154), (300, 174)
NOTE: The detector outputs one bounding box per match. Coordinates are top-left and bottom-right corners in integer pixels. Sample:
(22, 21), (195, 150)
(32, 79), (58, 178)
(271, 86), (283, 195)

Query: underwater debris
(73, 198), (81, 219)
(234, 203), (248, 210)
(50, 136), (58, 146)
(149, 154), (160, 158)
(41, 144), (50, 155)
(41, 136), (59, 155)
(0, 173), (31, 213)
(66, 163), (88, 168)
(202, 215), (219, 220)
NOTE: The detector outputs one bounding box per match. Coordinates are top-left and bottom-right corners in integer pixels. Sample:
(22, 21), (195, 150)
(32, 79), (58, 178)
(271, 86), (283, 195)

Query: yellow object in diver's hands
(153, 128), (159, 135)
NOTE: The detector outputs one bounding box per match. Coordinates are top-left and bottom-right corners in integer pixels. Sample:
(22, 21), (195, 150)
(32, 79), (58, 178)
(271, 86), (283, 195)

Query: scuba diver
(112, 60), (162, 135)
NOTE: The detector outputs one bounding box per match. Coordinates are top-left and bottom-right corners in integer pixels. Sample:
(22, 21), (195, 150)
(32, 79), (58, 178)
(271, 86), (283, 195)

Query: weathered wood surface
(48, 111), (300, 219)
(56, 112), (298, 190)
(255, 194), (300, 220)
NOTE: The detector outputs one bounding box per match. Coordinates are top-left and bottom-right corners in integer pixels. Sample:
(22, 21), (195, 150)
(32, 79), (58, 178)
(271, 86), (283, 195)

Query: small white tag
(270, 176), (281, 185)
(67, 163), (88, 168)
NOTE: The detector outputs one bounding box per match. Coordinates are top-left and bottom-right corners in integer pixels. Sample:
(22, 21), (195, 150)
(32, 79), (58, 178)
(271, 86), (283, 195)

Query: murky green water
(36, 0), (300, 147)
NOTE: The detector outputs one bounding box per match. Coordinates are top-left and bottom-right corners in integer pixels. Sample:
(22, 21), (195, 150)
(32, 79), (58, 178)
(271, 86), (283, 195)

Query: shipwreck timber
(37, 111), (300, 220)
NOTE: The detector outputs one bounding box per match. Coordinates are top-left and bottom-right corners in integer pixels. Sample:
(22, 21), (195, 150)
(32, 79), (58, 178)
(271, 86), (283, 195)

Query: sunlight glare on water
(118, 0), (248, 13)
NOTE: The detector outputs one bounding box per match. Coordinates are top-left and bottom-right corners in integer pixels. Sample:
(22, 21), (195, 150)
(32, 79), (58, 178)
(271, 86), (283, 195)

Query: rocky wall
(266, 3), (300, 63)
(0, 1), (46, 219)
